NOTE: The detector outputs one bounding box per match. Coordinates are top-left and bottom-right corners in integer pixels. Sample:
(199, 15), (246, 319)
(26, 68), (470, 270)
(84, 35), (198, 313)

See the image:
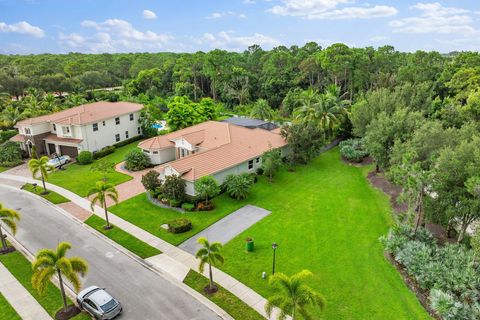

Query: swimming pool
(152, 123), (163, 129)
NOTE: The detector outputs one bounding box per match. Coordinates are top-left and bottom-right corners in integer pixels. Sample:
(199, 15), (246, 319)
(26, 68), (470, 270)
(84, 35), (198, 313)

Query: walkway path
(0, 173), (282, 320)
(0, 262), (52, 320)
(179, 204), (271, 254)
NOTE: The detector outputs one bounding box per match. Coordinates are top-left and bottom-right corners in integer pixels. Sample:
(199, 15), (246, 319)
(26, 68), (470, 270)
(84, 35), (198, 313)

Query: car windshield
(100, 299), (117, 313)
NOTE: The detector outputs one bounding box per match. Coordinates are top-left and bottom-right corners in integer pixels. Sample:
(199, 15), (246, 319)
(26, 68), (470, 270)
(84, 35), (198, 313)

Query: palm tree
(89, 181), (118, 229)
(250, 99), (274, 120)
(195, 237), (224, 293)
(28, 156), (54, 194)
(0, 203), (20, 252)
(32, 242), (88, 313)
(265, 270), (326, 320)
(0, 105), (25, 126)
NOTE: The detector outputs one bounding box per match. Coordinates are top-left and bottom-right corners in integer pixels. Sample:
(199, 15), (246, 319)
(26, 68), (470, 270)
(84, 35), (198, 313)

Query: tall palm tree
(265, 270), (326, 320)
(195, 237), (224, 293)
(32, 242), (88, 313)
(0, 203), (20, 252)
(28, 156), (54, 194)
(0, 105), (25, 127)
(89, 181), (118, 229)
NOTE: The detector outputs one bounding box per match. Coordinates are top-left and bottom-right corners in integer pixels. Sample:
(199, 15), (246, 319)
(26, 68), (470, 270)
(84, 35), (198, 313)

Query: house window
(102, 121), (106, 126)
(137, 127), (141, 135)
(52, 124), (56, 131)
(143, 149), (150, 154)
(25, 128), (31, 135)
(93, 123), (98, 132)
(115, 134), (120, 142)
(125, 131), (129, 139)
(153, 151), (158, 155)
(62, 126), (70, 135)
(115, 117), (120, 125)
(255, 157), (260, 163)
(129, 114), (134, 121)
(248, 160), (254, 170)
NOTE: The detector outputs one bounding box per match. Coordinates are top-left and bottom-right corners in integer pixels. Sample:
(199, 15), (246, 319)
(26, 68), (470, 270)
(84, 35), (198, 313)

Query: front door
(48, 143), (56, 155)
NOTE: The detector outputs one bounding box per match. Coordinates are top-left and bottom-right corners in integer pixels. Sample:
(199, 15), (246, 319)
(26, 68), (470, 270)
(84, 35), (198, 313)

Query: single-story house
(138, 120), (289, 196)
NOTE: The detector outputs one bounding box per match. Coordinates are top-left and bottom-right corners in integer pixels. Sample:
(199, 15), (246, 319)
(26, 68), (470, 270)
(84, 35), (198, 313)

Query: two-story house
(11, 101), (144, 158)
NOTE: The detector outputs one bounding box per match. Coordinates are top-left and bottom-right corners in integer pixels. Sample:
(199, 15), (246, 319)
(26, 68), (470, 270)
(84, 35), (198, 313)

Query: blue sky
(0, 0), (479, 54)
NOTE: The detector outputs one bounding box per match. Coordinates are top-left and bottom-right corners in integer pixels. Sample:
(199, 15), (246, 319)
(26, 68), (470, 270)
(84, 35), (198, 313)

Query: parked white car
(47, 155), (70, 168)
(77, 286), (122, 320)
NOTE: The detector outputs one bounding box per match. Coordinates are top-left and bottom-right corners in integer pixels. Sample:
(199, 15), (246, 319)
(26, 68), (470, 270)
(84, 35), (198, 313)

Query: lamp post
(272, 242), (278, 275)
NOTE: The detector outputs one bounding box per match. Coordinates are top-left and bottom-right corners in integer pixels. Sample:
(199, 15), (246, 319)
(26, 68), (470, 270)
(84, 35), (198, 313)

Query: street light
(272, 242), (278, 275)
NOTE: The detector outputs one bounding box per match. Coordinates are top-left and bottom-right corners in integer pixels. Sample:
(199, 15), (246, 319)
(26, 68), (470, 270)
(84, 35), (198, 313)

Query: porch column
(55, 144), (61, 156)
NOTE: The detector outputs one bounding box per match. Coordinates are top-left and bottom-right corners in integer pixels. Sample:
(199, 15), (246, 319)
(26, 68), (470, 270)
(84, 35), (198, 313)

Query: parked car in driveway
(77, 286), (122, 319)
(47, 155), (70, 168)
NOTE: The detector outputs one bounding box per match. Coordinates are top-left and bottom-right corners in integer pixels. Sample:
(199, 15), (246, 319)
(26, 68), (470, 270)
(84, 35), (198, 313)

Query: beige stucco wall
(144, 147), (176, 165)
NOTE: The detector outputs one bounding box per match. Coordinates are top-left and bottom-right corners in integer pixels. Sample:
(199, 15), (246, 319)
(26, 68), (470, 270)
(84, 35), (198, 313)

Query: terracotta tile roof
(181, 130), (205, 145)
(16, 102), (143, 126)
(9, 134), (24, 142)
(44, 134), (83, 144)
(157, 122), (286, 181)
(138, 135), (173, 150)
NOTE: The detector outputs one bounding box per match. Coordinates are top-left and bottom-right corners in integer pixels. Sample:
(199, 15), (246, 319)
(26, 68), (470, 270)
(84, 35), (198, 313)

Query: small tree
(223, 173), (254, 200)
(262, 147), (283, 182)
(195, 237), (224, 293)
(32, 242), (88, 315)
(280, 123), (324, 165)
(90, 161), (115, 182)
(162, 175), (186, 202)
(194, 176), (219, 205)
(0, 141), (23, 166)
(89, 181), (118, 229)
(28, 156), (54, 194)
(141, 170), (161, 191)
(0, 203), (20, 252)
(124, 149), (150, 171)
(265, 270), (326, 320)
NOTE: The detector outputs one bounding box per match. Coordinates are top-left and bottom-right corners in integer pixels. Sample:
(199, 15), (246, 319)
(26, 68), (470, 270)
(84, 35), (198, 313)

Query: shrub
(93, 145), (115, 159)
(125, 149), (150, 171)
(167, 218), (192, 233)
(256, 167), (264, 175)
(194, 176), (219, 205)
(223, 173), (254, 200)
(197, 201), (214, 211)
(141, 170), (161, 191)
(0, 141), (23, 166)
(169, 199), (181, 207)
(162, 175), (186, 202)
(113, 135), (142, 148)
(77, 151), (93, 164)
(339, 138), (368, 162)
(0, 130), (18, 143)
(182, 203), (195, 211)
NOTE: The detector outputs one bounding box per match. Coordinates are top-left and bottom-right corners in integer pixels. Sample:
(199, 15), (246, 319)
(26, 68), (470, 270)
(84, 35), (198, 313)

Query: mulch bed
(385, 253), (440, 320)
(203, 285), (219, 295)
(341, 156), (373, 167)
(55, 305), (81, 320)
(367, 170), (407, 214)
(0, 246), (16, 255)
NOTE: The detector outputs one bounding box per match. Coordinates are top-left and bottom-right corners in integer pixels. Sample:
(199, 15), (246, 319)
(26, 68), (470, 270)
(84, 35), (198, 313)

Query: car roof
(88, 289), (114, 306)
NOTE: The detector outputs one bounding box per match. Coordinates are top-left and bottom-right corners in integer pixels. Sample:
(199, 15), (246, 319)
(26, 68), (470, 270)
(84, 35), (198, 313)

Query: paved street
(0, 185), (223, 320)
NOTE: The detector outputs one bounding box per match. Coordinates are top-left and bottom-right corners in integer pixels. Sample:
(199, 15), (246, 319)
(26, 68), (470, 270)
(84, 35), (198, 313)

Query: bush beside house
(77, 151), (93, 164)
(124, 149), (150, 171)
(0, 141), (23, 167)
(339, 139), (368, 163)
(168, 218), (192, 233)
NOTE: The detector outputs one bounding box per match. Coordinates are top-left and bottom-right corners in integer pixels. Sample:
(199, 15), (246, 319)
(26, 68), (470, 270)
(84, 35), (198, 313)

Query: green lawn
(0, 292), (21, 320)
(0, 251), (90, 320)
(183, 270), (264, 320)
(0, 166), (8, 173)
(47, 142), (140, 197)
(109, 193), (247, 245)
(85, 214), (161, 258)
(21, 183), (69, 204)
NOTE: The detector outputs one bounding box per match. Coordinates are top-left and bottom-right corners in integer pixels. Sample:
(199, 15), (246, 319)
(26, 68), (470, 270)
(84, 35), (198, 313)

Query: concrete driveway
(179, 205), (271, 254)
(0, 185), (223, 320)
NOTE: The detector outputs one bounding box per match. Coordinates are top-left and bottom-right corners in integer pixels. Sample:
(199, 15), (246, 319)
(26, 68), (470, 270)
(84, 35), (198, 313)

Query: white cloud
(369, 35), (389, 42)
(389, 2), (476, 35)
(243, 0), (256, 4)
(195, 31), (280, 51)
(206, 11), (247, 19)
(268, 0), (397, 19)
(142, 9), (157, 19)
(59, 18), (173, 53)
(0, 21), (44, 38)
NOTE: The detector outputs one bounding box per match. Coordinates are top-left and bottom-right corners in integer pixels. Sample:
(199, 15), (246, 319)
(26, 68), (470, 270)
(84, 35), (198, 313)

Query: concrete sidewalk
(0, 262), (52, 320)
(0, 173), (282, 320)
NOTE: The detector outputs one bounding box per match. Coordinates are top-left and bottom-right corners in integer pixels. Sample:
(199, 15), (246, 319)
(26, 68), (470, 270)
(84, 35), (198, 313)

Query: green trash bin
(245, 238), (254, 252)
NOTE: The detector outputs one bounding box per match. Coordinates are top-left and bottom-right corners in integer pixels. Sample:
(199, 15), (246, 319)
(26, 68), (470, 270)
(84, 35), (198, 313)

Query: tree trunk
(413, 189), (424, 234)
(375, 164), (379, 173)
(292, 305), (296, 320)
(41, 171), (47, 194)
(57, 270), (69, 312)
(457, 220), (469, 244)
(0, 226), (7, 251)
(104, 198), (111, 228)
(208, 263), (214, 290)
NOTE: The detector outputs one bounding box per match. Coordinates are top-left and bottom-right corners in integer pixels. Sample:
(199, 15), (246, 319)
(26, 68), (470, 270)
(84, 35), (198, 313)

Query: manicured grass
(85, 214), (161, 259)
(218, 149), (430, 319)
(183, 270), (264, 320)
(0, 292), (21, 320)
(47, 141), (140, 197)
(0, 166), (8, 173)
(109, 193), (246, 246)
(21, 183), (69, 204)
(0, 251), (90, 320)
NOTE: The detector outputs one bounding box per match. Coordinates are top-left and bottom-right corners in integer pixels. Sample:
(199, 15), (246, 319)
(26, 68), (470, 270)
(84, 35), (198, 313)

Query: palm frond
(69, 257), (88, 276)
(32, 267), (55, 294)
(56, 257), (73, 276)
(56, 242), (72, 258)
